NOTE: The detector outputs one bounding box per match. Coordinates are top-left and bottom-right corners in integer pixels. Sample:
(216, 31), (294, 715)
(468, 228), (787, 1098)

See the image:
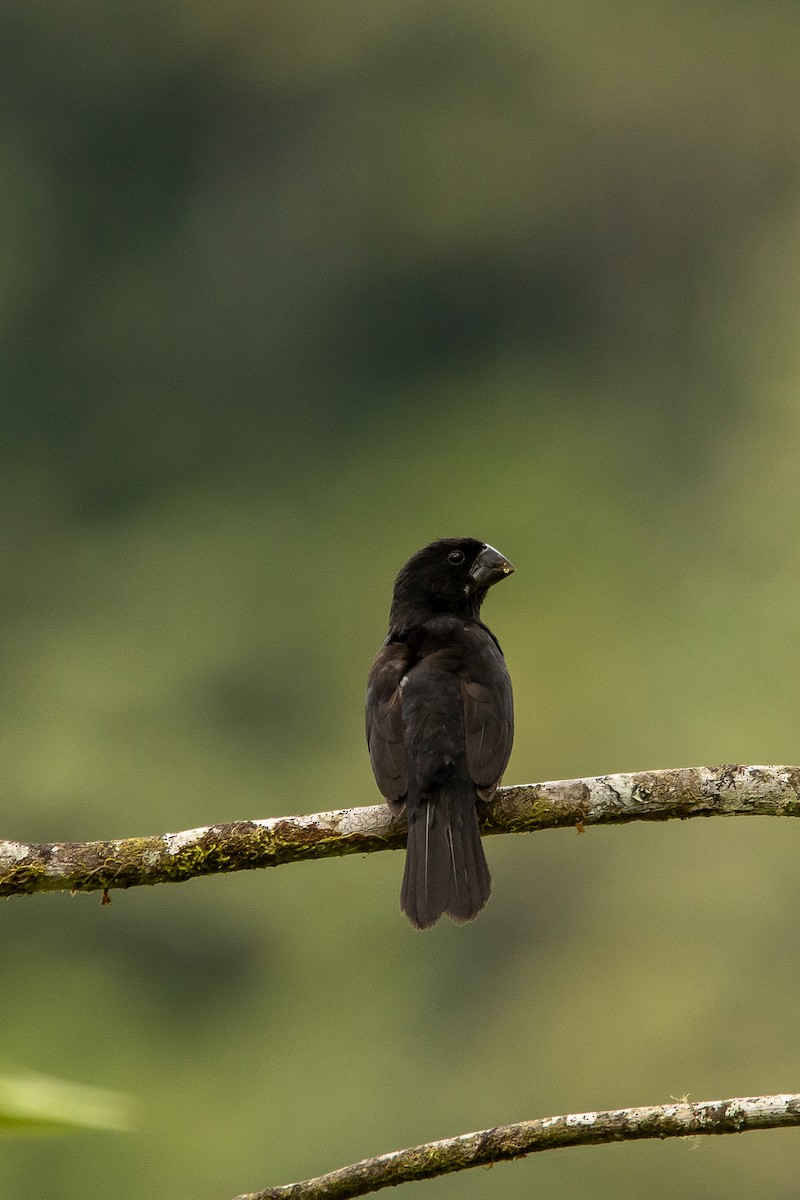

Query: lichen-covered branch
(232, 1093), (800, 1200)
(2, 764), (800, 899)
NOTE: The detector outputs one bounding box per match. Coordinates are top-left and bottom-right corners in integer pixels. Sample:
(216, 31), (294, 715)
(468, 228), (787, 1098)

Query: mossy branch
(231, 1093), (800, 1200)
(2, 764), (800, 899)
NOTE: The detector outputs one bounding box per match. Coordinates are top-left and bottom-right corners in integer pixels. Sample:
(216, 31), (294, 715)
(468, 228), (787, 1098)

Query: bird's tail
(400, 788), (492, 930)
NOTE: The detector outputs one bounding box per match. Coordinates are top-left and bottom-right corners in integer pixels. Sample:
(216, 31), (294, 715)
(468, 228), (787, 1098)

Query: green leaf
(0, 1073), (134, 1137)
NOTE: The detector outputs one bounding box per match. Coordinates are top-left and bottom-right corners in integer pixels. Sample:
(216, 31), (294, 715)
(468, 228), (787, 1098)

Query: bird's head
(389, 538), (514, 629)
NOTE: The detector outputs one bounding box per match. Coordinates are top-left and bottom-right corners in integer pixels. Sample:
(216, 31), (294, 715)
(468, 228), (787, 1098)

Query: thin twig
(231, 1093), (800, 1199)
(2, 764), (800, 898)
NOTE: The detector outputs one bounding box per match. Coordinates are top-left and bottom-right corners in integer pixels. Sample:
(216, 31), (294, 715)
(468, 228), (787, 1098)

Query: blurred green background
(3, 0), (800, 1196)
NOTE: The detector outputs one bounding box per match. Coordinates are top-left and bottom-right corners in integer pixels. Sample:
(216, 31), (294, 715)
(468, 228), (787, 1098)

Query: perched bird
(366, 538), (514, 928)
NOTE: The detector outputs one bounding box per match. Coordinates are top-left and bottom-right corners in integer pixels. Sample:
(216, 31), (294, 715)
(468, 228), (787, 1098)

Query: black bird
(366, 538), (514, 928)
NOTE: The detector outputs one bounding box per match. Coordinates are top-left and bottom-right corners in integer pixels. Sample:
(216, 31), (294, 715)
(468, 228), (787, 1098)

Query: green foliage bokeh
(3, 1), (800, 1197)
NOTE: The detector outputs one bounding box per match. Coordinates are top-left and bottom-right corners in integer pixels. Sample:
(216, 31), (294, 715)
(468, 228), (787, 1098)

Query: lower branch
(233, 1093), (800, 1200)
(2, 764), (800, 898)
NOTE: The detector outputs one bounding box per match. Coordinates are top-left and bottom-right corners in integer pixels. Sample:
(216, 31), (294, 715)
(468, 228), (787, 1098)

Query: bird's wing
(461, 631), (514, 799)
(366, 640), (411, 809)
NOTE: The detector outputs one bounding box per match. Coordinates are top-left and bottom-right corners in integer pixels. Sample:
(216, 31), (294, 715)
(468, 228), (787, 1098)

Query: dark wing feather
(365, 641), (411, 809)
(461, 633), (514, 799)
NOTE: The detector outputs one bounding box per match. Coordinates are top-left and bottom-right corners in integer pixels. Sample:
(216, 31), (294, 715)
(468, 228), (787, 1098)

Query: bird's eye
(447, 549), (465, 565)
